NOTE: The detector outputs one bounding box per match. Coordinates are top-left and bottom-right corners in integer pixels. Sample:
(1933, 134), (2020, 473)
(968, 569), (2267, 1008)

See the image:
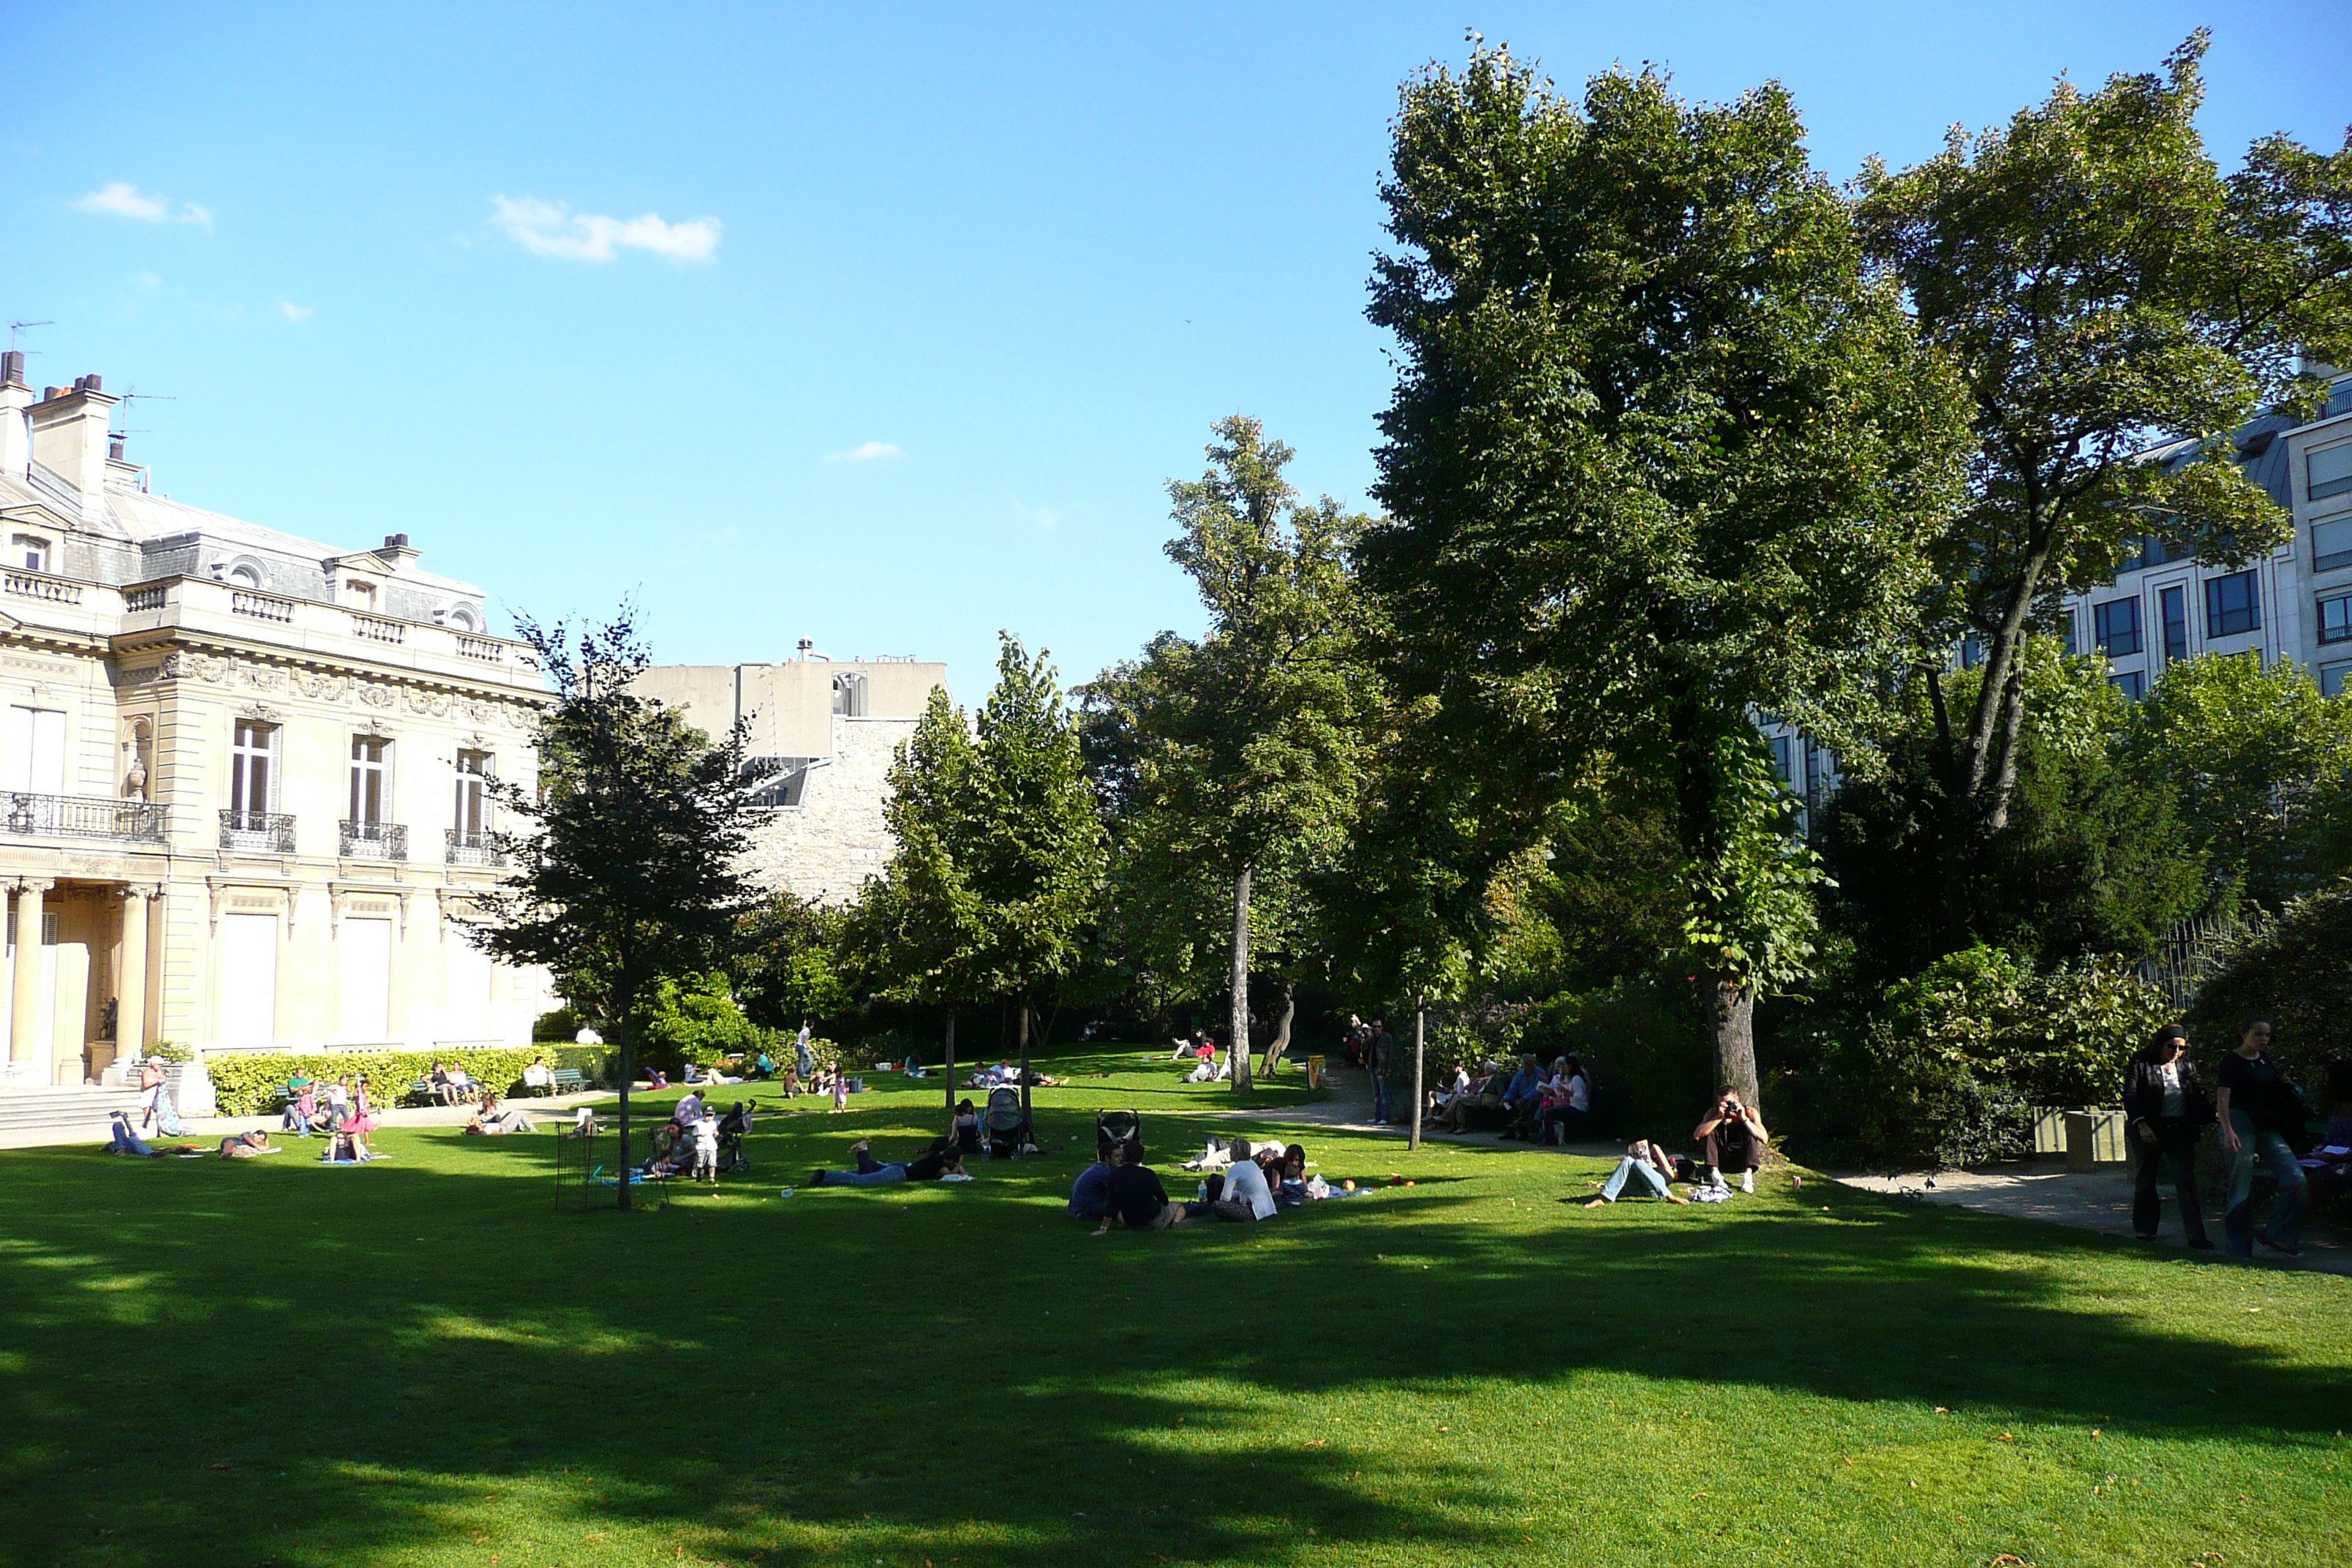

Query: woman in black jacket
(2124, 1025), (2213, 1248)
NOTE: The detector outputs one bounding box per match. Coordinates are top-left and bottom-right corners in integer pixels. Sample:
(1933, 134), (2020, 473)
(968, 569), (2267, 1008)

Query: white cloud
(490, 195), (720, 263)
(73, 181), (212, 227)
(279, 301), (314, 324)
(827, 440), (902, 462)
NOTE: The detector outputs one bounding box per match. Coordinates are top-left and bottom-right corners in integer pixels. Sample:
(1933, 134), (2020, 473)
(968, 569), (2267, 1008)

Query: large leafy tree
(1080, 419), (1369, 1089)
(1855, 33), (2352, 859)
(2125, 652), (2352, 908)
(474, 608), (766, 1205)
(1360, 48), (1970, 1101)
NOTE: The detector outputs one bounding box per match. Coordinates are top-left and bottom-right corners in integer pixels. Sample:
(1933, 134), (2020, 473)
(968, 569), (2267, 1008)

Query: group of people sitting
(426, 1063), (486, 1106)
(1420, 1053), (1594, 1141)
(1074, 1138), (1325, 1233)
(965, 1060), (1063, 1090)
(463, 1095), (540, 1135)
(633, 1091), (756, 1183)
(1581, 1088), (1770, 1205)
(1169, 1030), (1231, 1083)
(279, 1072), (383, 1159)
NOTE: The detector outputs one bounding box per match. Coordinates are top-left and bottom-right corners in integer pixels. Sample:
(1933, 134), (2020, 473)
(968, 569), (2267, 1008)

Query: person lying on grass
(105, 1111), (160, 1158)
(464, 1095), (540, 1135)
(1580, 1141), (1699, 1207)
(217, 1129), (277, 1158)
(807, 1137), (966, 1187)
(1092, 1142), (1189, 1234)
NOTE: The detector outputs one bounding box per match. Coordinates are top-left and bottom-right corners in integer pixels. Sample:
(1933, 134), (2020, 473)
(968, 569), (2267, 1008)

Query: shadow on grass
(0, 1098), (2342, 1567)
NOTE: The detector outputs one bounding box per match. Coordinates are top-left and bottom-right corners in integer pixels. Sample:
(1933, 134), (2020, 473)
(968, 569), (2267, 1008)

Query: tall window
(2159, 585), (2189, 663)
(2319, 592), (2352, 647)
(2310, 442), (2352, 502)
(2314, 516), (2352, 574)
(2094, 597), (2141, 657)
(350, 736), (390, 823)
(230, 720), (276, 816)
(2204, 571), (2262, 638)
(454, 750), (492, 836)
(343, 578), (377, 611)
(4, 706), (66, 795)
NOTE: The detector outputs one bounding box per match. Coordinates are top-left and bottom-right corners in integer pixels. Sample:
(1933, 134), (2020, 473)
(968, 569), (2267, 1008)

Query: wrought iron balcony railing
(4, 792), (167, 844)
(446, 827), (505, 867)
(340, 819), (408, 860)
(219, 809), (296, 853)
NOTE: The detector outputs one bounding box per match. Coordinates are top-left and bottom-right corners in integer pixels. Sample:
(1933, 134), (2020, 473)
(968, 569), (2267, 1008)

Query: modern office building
(632, 649), (948, 905)
(0, 354), (553, 1089)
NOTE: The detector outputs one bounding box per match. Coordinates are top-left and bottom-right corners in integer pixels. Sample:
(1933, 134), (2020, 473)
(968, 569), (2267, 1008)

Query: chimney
(27, 374), (118, 512)
(376, 532), (421, 568)
(0, 353), (29, 478)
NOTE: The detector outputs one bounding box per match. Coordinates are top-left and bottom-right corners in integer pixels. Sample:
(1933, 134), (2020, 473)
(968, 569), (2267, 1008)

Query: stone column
(10, 880), (50, 1065)
(118, 884), (152, 1058)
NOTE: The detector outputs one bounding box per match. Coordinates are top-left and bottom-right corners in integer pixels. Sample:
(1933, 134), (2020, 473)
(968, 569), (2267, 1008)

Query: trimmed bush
(203, 1044), (611, 1117)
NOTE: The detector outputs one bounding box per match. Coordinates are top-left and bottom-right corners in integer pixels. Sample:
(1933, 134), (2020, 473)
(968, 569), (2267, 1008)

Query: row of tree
(480, 36), (2352, 1180)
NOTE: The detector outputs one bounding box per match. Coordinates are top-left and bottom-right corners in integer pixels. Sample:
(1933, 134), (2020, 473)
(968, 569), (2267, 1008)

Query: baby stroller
(982, 1087), (1027, 1158)
(714, 1100), (756, 1176)
(1096, 1109), (1142, 1166)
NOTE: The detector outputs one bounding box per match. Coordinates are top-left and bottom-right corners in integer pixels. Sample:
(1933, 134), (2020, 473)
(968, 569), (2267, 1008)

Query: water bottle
(1196, 1180), (1208, 1202)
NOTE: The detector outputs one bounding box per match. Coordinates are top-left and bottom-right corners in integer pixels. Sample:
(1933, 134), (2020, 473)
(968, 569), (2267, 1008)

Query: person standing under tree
(2217, 1020), (2310, 1259)
(2124, 1025), (2213, 1248)
(1371, 1018), (1400, 1126)
(796, 1022), (816, 1082)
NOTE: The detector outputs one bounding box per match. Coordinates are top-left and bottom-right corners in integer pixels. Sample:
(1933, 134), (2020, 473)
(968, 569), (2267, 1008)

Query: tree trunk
(614, 1009), (634, 1212)
(1262, 978), (1294, 1079)
(1409, 1003), (1426, 1152)
(1703, 972), (1760, 1107)
(1228, 864), (1253, 1093)
(942, 1009), (956, 1125)
(1017, 992), (1033, 1147)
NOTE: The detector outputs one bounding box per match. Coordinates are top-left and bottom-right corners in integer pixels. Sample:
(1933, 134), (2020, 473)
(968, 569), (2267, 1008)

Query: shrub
(638, 972), (760, 1071)
(1854, 945), (2176, 1169)
(532, 1006), (585, 1042)
(203, 1044), (610, 1117)
(2188, 876), (2352, 1084)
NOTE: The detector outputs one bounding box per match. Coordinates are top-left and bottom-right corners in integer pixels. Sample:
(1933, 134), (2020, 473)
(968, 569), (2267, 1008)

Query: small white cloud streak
(279, 301), (314, 324)
(73, 182), (212, 227)
(827, 440), (902, 462)
(490, 195), (720, 263)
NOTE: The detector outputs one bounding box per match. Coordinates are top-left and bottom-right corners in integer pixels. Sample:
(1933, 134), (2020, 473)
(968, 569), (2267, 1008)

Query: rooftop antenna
(110, 386), (175, 442)
(7, 320), (52, 353)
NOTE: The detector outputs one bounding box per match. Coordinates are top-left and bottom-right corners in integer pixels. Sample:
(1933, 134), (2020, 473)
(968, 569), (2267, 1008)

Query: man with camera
(1694, 1087), (1768, 1194)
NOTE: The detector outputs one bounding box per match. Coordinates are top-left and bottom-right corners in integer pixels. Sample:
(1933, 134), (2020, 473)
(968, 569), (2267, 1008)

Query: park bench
(548, 1068), (588, 1096)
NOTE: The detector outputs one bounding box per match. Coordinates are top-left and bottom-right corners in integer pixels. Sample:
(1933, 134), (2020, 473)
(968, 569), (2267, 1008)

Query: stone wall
(740, 714), (914, 905)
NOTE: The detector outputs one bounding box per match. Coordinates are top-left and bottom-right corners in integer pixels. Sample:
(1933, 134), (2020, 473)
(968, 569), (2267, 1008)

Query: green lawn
(2, 1047), (2345, 1567)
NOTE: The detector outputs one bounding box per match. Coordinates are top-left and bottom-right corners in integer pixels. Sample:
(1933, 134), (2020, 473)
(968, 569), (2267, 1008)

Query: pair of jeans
(826, 1162), (908, 1187)
(1372, 1074), (1394, 1124)
(1599, 1156), (1670, 1201)
(1540, 1105), (1589, 1144)
(109, 1120), (155, 1158)
(2130, 1121), (2207, 1243)
(2223, 1110), (2305, 1259)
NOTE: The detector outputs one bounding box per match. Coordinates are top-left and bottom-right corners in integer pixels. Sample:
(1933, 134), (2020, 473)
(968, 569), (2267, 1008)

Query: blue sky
(4, 2), (2347, 702)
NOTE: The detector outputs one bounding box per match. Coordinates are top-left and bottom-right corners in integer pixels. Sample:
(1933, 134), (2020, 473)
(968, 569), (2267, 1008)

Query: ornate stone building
(0, 354), (552, 1089)
(633, 649), (947, 905)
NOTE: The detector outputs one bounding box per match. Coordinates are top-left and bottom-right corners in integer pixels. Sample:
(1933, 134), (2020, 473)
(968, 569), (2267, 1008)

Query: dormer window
(343, 578), (378, 611)
(446, 603), (478, 633)
(12, 535), (50, 573)
(227, 563), (263, 589)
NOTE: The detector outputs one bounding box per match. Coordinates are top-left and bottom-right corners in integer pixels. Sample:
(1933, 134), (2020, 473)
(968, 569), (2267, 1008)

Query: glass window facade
(2203, 571), (2261, 638)
(2094, 597), (2141, 657)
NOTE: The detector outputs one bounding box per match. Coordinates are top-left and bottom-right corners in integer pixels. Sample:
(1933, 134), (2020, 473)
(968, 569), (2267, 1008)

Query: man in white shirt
(1210, 1139), (1277, 1221)
(674, 1090), (706, 1128)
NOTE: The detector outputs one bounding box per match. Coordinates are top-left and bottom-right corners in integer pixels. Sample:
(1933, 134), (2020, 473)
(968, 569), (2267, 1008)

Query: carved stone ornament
(238, 701), (282, 722)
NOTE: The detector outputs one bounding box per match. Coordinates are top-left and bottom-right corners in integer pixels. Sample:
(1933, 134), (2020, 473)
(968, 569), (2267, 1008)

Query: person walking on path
(2125, 1025), (2214, 1248)
(1371, 1019), (1401, 1126)
(2217, 1020), (2310, 1259)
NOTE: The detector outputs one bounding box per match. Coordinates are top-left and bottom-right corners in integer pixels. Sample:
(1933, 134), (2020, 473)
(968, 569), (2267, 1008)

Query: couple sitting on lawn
(1581, 1088), (1768, 1206)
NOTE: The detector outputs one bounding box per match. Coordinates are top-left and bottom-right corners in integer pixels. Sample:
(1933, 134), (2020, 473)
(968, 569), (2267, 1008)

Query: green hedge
(203, 1044), (611, 1117)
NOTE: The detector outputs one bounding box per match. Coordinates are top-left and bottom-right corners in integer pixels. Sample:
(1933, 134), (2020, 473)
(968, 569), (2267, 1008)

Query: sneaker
(1739, 1171), (1754, 1194)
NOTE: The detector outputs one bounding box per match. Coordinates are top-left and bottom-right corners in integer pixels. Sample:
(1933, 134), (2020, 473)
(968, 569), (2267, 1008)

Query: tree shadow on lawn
(0, 1112), (2341, 1568)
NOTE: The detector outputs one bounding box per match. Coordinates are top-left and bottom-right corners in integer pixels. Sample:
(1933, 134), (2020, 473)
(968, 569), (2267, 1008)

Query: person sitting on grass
(1070, 1156), (1113, 1221)
(217, 1129), (276, 1159)
(1580, 1141), (1697, 1207)
(1694, 1087), (1768, 1193)
(1092, 1143), (1188, 1234)
(807, 1137), (965, 1187)
(1274, 1143), (1311, 1207)
(465, 1095), (540, 1135)
(1207, 1139), (1278, 1222)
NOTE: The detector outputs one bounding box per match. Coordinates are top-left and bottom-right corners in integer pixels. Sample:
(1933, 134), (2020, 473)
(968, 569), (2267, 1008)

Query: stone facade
(0, 355), (554, 1087)
(633, 655), (946, 906)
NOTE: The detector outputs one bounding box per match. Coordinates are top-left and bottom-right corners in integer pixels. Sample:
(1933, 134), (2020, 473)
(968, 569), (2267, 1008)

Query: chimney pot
(109, 440), (124, 461)
(80, 374), (100, 392)
(0, 351), (21, 387)
(384, 532), (410, 551)
(45, 388), (64, 402)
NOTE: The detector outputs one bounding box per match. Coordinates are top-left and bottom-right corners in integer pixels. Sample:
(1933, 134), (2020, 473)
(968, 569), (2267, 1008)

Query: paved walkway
(1, 1090), (609, 1150)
